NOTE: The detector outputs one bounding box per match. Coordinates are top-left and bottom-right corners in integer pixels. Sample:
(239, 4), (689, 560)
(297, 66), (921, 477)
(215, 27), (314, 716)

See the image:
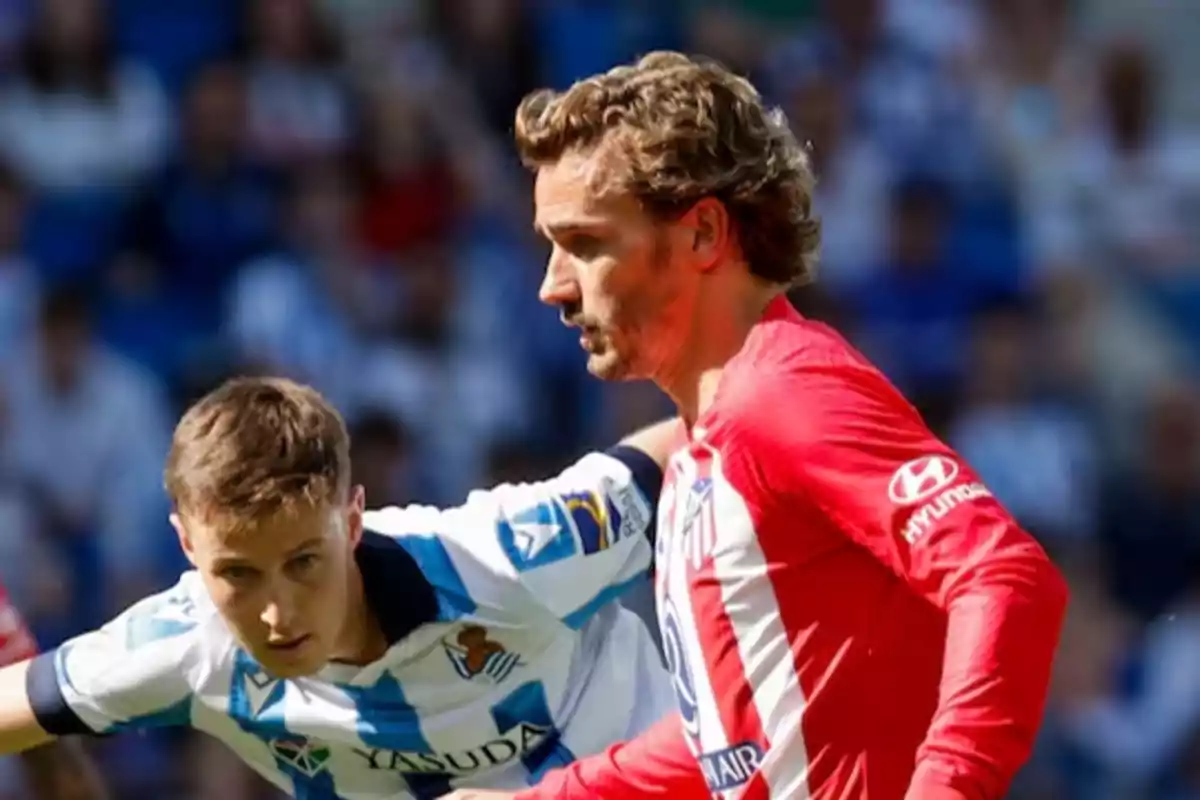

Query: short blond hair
(514, 51), (820, 287)
(164, 376), (351, 522)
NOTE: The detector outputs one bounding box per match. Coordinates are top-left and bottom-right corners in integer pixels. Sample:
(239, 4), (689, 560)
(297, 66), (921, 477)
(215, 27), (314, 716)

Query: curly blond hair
(514, 51), (820, 287)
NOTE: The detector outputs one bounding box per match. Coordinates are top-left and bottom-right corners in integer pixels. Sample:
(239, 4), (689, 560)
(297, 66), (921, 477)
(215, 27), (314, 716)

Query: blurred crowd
(0, 0), (1196, 797)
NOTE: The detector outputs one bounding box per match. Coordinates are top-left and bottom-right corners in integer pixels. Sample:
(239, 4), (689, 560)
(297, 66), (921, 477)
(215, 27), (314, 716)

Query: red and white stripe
(658, 452), (731, 765)
(658, 442), (812, 799)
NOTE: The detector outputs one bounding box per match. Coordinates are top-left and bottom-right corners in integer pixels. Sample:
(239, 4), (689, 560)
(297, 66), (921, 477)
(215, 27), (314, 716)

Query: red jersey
(0, 583), (36, 667)
(520, 297), (1068, 800)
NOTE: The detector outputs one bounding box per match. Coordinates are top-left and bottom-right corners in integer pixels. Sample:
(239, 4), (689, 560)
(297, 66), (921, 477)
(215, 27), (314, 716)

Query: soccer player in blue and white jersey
(0, 376), (679, 798)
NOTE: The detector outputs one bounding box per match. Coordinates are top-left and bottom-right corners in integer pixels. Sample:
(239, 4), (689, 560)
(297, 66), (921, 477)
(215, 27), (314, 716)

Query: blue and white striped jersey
(27, 447), (673, 798)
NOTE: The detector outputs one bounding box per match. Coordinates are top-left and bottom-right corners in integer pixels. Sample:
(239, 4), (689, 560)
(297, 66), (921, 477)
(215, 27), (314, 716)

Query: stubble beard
(585, 330), (636, 381)
(589, 234), (678, 382)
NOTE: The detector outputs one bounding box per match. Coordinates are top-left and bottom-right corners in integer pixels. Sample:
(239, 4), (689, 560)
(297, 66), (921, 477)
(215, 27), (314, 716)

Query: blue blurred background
(0, 0), (1197, 797)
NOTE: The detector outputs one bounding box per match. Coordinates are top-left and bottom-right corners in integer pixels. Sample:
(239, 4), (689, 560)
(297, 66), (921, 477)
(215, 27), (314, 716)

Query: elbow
(1013, 540), (1072, 645)
(1042, 557), (1070, 623)
(1023, 541), (1070, 633)
(947, 521), (1071, 619)
(986, 516), (1071, 617)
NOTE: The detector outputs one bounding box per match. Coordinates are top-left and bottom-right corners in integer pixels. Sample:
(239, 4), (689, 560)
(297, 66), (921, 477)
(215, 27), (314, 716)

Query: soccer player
(455, 52), (1070, 800)
(0, 584), (107, 799)
(0, 376), (681, 797)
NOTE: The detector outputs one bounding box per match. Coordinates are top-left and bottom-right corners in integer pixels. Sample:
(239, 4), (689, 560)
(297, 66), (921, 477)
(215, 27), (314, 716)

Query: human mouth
(578, 326), (603, 349)
(267, 634), (312, 653)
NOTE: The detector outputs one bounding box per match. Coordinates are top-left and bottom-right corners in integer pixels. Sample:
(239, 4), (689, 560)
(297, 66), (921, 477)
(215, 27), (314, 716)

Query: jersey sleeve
(25, 581), (202, 737)
(516, 712), (711, 800)
(367, 446), (661, 628)
(729, 365), (1069, 800)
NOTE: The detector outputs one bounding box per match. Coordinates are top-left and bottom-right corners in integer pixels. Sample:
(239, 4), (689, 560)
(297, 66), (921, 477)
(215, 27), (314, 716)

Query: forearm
(909, 545), (1069, 800)
(0, 660), (56, 755)
(516, 714), (709, 800)
(0, 655), (107, 799)
(19, 740), (108, 800)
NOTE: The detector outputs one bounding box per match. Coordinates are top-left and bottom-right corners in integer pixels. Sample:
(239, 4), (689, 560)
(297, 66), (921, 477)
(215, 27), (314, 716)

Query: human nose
(260, 584), (300, 637)
(538, 247), (579, 308)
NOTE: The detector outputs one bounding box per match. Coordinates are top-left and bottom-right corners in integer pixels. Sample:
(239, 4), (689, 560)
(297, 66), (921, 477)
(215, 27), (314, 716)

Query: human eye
(565, 233), (603, 259)
(287, 553), (321, 575)
(217, 564), (260, 584)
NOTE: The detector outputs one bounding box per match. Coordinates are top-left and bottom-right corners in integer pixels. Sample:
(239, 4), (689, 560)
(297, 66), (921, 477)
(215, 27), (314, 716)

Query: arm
(0, 587), (109, 799)
(373, 420), (683, 627)
(449, 423), (711, 800)
(445, 714), (708, 800)
(0, 593), (52, 754)
(512, 713), (709, 800)
(15, 583), (200, 747)
(500, 418), (678, 625)
(617, 418), (685, 473)
(0, 660), (54, 754)
(757, 366), (1069, 800)
(0, 660), (107, 799)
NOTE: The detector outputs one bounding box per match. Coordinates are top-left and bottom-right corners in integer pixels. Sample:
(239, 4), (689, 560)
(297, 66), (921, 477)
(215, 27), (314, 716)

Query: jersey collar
(354, 530), (440, 645)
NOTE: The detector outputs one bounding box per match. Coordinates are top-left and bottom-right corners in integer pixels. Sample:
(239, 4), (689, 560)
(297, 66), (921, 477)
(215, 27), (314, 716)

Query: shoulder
(361, 504), (523, 620)
(109, 572), (227, 657)
(728, 299), (873, 377)
(713, 314), (909, 448)
(704, 316), (929, 505)
(52, 572), (230, 697)
(363, 502), (448, 540)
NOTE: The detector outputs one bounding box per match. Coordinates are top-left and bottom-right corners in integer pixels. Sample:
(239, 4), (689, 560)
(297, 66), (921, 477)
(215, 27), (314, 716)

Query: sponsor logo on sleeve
(889, 456), (993, 544)
(604, 477), (652, 544)
(499, 476), (654, 571)
(498, 500), (577, 570)
(560, 490), (617, 555)
(888, 456), (960, 505)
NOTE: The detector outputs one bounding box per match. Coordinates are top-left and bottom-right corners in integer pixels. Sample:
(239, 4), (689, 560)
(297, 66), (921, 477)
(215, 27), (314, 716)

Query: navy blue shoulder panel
(603, 445), (663, 547)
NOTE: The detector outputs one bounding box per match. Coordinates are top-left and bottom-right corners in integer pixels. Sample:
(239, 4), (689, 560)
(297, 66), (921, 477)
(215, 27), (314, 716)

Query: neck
(656, 274), (780, 424)
(332, 563), (388, 665)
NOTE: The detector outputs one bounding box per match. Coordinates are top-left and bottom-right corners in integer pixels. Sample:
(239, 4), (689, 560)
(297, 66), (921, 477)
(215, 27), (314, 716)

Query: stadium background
(0, 0), (1195, 797)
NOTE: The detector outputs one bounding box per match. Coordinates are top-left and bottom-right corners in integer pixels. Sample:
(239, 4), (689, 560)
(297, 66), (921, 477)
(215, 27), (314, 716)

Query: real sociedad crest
(443, 625), (522, 684)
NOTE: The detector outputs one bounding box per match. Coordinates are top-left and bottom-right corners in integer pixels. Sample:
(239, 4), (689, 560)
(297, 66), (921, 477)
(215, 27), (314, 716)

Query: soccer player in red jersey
(450, 52), (1069, 800)
(0, 583), (107, 799)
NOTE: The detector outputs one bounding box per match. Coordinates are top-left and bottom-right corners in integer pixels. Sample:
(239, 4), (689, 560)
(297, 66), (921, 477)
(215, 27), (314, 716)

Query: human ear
(684, 197), (730, 271)
(170, 512), (198, 567)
